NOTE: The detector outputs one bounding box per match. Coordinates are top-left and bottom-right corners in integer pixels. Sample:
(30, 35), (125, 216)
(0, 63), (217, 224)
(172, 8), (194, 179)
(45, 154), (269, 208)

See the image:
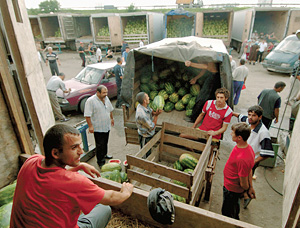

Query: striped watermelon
(173, 160), (183, 171)
(175, 100), (185, 111)
(141, 74), (151, 84)
(120, 172), (128, 183)
(101, 170), (122, 183)
(149, 91), (158, 100)
(169, 93), (179, 103)
(158, 90), (168, 100)
(140, 84), (151, 95)
(153, 95), (165, 110)
(101, 163), (122, 172)
(183, 168), (194, 174)
(150, 102), (157, 111)
(149, 83), (159, 91)
(171, 193), (186, 203)
(185, 109), (193, 117)
(159, 69), (170, 79)
(182, 94), (192, 105)
(179, 153), (198, 169)
(165, 82), (175, 95)
(190, 84), (200, 97)
(177, 88), (187, 97)
(182, 73), (189, 81)
(175, 81), (181, 88)
(187, 97), (196, 110)
(159, 82), (165, 90)
(175, 72), (182, 80)
(173, 180), (187, 187)
(164, 102), (175, 112)
(152, 73), (159, 82)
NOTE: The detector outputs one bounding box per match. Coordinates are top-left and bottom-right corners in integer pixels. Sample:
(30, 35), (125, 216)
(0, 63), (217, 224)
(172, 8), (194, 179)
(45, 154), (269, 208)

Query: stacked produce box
(166, 16), (194, 38)
(202, 12), (230, 41)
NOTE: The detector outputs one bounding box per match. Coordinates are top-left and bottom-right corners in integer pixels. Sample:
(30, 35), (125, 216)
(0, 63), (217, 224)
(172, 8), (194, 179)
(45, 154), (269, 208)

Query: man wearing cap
(78, 42), (86, 67)
(46, 72), (71, 122)
(45, 47), (61, 75)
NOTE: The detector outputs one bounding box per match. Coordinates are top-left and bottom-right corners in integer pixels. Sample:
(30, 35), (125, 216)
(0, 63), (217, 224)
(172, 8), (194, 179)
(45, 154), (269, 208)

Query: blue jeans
(233, 81), (244, 105)
(77, 204), (111, 228)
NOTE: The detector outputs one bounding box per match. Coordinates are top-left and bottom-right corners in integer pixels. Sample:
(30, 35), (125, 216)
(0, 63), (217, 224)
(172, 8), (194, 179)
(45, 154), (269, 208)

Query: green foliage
(39, 0), (60, 13)
(127, 3), (137, 12)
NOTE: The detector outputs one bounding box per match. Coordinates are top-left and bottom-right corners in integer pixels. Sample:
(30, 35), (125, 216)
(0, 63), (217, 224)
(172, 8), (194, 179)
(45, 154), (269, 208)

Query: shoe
(104, 155), (113, 159)
(243, 198), (252, 209)
(60, 118), (70, 122)
(253, 62), (255, 65)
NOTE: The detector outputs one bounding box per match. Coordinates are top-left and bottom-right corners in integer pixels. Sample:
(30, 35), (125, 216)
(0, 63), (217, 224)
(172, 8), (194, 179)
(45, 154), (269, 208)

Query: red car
(56, 62), (123, 113)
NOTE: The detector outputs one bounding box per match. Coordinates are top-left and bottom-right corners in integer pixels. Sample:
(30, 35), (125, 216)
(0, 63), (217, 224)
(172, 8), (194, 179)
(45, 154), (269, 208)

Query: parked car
(56, 62), (123, 113)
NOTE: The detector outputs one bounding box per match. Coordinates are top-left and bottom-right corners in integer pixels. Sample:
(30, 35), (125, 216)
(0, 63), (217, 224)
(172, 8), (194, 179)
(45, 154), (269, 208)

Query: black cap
(147, 188), (175, 225)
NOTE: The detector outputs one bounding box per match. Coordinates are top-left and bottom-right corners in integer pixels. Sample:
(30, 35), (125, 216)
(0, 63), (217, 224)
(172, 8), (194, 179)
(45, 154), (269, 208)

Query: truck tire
(79, 97), (88, 113)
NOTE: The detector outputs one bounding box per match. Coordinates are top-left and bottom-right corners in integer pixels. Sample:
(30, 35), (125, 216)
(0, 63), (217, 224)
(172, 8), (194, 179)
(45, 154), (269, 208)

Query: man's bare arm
(192, 112), (205, 128)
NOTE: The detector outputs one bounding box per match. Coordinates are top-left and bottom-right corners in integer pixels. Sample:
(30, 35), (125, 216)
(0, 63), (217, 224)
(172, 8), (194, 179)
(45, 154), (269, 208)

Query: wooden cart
(126, 122), (218, 205)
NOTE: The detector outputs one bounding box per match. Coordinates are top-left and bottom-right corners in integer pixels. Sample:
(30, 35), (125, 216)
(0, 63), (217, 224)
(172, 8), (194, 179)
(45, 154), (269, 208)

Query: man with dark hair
(232, 58), (249, 105)
(181, 87), (232, 141)
(113, 57), (124, 108)
(135, 92), (162, 158)
(258, 81), (286, 129)
(46, 72), (71, 122)
(84, 85), (114, 167)
(45, 47), (61, 75)
(222, 122), (255, 219)
(122, 46), (130, 62)
(10, 124), (133, 228)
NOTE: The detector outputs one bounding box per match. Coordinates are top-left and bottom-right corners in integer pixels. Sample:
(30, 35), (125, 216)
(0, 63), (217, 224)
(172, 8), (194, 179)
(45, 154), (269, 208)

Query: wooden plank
(127, 155), (192, 186)
(164, 134), (206, 151)
(160, 152), (179, 164)
(134, 131), (161, 158)
(127, 169), (190, 199)
(162, 144), (201, 160)
(125, 128), (139, 136)
(164, 122), (209, 140)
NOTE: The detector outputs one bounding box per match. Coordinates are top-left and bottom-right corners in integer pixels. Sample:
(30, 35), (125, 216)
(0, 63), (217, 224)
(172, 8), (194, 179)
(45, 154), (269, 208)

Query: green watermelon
(170, 65), (177, 72)
(149, 83), (159, 91)
(169, 93), (179, 103)
(182, 94), (192, 105)
(140, 84), (151, 95)
(187, 97), (196, 109)
(173, 160), (183, 171)
(165, 82), (175, 95)
(172, 180), (187, 187)
(101, 170), (122, 183)
(159, 69), (170, 79)
(175, 72), (182, 80)
(150, 102), (157, 111)
(158, 90), (168, 100)
(177, 88), (187, 97)
(185, 109), (193, 117)
(164, 102), (174, 112)
(0, 202), (12, 228)
(120, 172), (128, 183)
(183, 168), (194, 174)
(174, 81), (181, 88)
(149, 91), (158, 100)
(179, 153), (198, 169)
(152, 73), (159, 82)
(0, 182), (16, 207)
(190, 84), (200, 97)
(101, 163), (122, 172)
(182, 73), (189, 81)
(175, 100), (185, 111)
(153, 95), (165, 110)
(159, 82), (165, 90)
(171, 193), (186, 203)
(141, 74), (151, 84)
(184, 82), (190, 89)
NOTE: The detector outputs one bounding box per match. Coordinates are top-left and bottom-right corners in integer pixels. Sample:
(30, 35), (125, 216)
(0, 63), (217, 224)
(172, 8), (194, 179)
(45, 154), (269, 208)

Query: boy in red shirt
(222, 122), (256, 220)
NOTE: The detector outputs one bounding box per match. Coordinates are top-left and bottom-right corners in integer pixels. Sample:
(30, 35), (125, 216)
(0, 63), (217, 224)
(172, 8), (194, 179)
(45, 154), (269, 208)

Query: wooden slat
(127, 169), (190, 199)
(160, 152), (179, 164)
(125, 127), (138, 136)
(164, 122), (209, 140)
(134, 131), (161, 158)
(164, 134), (206, 151)
(127, 155), (192, 185)
(162, 144), (201, 160)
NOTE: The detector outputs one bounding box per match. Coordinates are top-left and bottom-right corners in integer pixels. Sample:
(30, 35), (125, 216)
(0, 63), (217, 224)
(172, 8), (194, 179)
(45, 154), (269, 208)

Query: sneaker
(60, 118), (70, 122)
(243, 198), (252, 209)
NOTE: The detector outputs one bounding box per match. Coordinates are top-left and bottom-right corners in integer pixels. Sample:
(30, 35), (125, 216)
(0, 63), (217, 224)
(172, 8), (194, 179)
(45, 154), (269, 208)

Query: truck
(73, 15), (93, 44)
(29, 15), (43, 42)
(231, 7), (292, 52)
(38, 13), (77, 50)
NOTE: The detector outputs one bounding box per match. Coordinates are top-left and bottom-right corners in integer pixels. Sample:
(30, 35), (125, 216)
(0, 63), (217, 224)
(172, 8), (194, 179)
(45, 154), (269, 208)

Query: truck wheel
(79, 98), (88, 113)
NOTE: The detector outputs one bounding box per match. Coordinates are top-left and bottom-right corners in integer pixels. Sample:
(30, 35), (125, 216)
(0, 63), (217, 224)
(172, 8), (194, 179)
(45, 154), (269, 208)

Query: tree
(39, 0), (60, 13)
(127, 4), (137, 12)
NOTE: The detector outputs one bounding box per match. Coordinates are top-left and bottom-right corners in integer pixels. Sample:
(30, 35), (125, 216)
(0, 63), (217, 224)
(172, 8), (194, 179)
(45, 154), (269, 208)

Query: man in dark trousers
(78, 42), (86, 67)
(257, 81), (286, 129)
(113, 57), (124, 108)
(45, 47), (61, 75)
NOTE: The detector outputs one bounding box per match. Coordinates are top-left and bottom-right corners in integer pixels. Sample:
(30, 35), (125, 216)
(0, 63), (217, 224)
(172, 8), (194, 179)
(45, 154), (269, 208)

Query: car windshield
(74, 67), (104, 84)
(275, 39), (300, 54)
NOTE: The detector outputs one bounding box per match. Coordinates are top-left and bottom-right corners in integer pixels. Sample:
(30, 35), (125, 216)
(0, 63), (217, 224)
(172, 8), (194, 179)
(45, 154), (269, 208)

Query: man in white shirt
(232, 59), (249, 105)
(96, 46), (102, 63)
(256, 40), (268, 63)
(139, 39), (144, 47)
(46, 72), (71, 122)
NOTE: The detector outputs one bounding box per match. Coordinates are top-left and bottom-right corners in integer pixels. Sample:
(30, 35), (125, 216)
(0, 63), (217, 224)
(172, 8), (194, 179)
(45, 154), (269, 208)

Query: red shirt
(223, 145), (255, 193)
(199, 100), (233, 139)
(10, 155), (105, 228)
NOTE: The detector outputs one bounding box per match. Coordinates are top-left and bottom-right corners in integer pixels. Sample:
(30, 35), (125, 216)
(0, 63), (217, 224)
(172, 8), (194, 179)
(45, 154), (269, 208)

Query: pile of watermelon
(138, 60), (201, 117)
(0, 181), (17, 227)
(100, 163), (128, 183)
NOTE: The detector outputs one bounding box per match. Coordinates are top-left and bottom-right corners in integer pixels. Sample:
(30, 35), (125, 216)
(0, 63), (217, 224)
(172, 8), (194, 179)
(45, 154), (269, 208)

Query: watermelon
(171, 193), (186, 203)
(150, 102), (157, 111)
(140, 84), (151, 95)
(159, 69), (170, 79)
(170, 65), (177, 72)
(182, 94), (192, 105)
(141, 74), (151, 84)
(177, 88), (187, 97)
(185, 109), (193, 117)
(0, 182), (16, 207)
(183, 168), (194, 174)
(172, 180), (187, 187)
(158, 90), (168, 100)
(149, 91), (158, 100)
(174, 81), (181, 88)
(152, 73), (159, 82)
(175, 100), (185, 111)
(101, 170), (122, 183)
(173, 160), (183, 171)
(153, 95), (165, 110)
(101, 163), (122, 172)
(187, 97), (196, 109)
(182, 73), (189, 81)
(165, 82), (175, 95)
(149, 83), (159, 91)
(184, 82), (190, 89)
(169, 93), (179, 103)
(164, 102), (175, 112)
(175, 72), (182, 80)
(159, 82), (165, 90)
(120, 172), (128, 183)
(190, 84), (200, 97)
(0, 202), (13, 228)
(179, 153), (199, 169)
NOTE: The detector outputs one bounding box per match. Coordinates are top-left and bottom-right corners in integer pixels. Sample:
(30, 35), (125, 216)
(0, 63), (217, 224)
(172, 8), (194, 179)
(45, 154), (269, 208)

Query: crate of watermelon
(126, 122), (214, 206)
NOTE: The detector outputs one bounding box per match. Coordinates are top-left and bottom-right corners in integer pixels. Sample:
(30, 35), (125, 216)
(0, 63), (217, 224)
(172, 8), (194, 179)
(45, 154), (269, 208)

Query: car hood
(56, 79), (95, 98)
(265, 50), (298, 64)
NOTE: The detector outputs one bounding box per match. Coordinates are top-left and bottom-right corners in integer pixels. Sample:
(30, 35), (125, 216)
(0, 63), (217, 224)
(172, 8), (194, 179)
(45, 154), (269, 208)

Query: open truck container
(120, 12), (164, 47)
(29, 15), (43, 42)
(285, 9), (300, 37)
(231, 7), (291, 52)
(38, 13), (76, 50)
(195, 10), (234, 46)
(120, 36), (233, 145)
(91, 13), (122, 47)
(73, 15), (92, 44)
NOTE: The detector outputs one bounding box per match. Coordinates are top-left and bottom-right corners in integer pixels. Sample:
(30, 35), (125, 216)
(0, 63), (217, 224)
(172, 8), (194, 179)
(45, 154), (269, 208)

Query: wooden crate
(126, 122), (212, 206)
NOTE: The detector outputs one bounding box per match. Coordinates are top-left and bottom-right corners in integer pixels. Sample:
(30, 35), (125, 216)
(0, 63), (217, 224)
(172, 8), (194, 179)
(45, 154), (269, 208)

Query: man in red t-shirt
(222, 123), (256, 220)
(181, 87), (232, 141)
(10, 124), (133, 228)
